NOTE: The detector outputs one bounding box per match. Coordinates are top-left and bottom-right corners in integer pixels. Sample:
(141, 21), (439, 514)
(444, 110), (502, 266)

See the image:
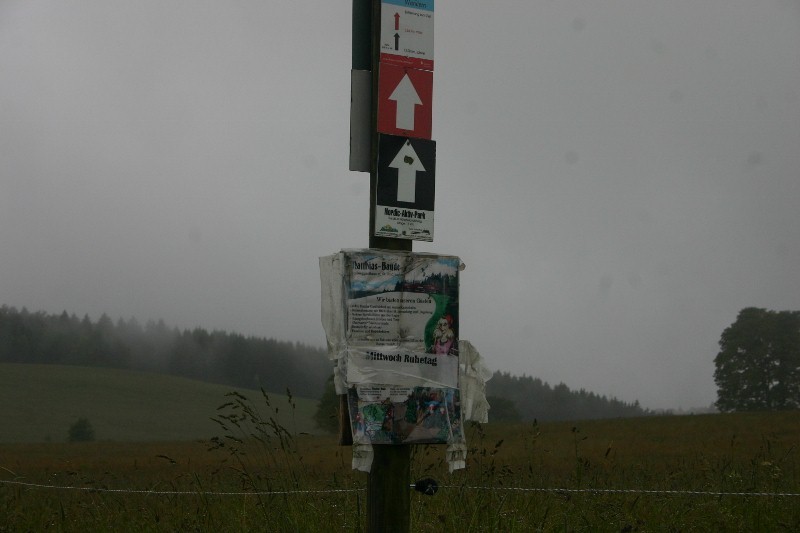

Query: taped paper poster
(348, 385), (462, 445)
(343, 250), (459, 387)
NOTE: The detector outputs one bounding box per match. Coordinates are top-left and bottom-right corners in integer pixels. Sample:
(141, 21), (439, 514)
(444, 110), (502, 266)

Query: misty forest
(0, 305), (330, 400)
(0, 304), (654, 425)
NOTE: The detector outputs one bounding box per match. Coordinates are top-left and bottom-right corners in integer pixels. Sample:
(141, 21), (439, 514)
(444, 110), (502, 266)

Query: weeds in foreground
(206, 388), (363, 530)
(1, 405), (799, 531)
(209, 389), (300, 492)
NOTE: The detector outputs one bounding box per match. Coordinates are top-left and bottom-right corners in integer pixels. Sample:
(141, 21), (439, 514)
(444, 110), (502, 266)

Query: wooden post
(366, 1), (412, 531)
(367, 444), (412, 532)
(348, 0), (415, 529)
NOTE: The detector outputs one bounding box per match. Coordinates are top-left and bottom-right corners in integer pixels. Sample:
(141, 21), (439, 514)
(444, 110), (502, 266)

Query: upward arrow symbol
(388, 74), (423, 131)
(389, 140), (426, 203)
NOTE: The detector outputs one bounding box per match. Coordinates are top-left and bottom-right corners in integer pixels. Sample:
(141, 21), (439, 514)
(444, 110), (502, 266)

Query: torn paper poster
(341, 341), (489, 471)
(458, 340), (492, 424)
(343, 250), (459, 350)
(345, 346), (458, 389)
(319, 253), (346, 359)
(320, 249), (461, 389)
(348, 385), (462, 445)
(319, 249), (490, 471)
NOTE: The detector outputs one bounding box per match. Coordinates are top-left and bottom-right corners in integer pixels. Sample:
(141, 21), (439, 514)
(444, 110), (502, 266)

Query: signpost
(336, 4), (482, 529)
(351, 1), (437, 531)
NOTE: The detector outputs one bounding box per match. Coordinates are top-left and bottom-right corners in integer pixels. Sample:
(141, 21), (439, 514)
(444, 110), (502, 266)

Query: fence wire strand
(440, 484), (800, 498)
(0, 478), (362, 496)
(3, 478), (799, 498)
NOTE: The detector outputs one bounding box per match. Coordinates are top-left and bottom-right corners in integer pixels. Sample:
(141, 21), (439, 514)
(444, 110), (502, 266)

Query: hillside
(1, 305), (653, 420)
(0, 305), (332, 401)
(0, 363), (320, 443)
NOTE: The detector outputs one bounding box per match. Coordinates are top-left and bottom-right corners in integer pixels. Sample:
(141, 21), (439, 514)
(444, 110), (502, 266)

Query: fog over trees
(14, 304), (795, 422)
(2, 304), (654, 423)
(0, 305), (331, 399)
(486, 372), (648, 422)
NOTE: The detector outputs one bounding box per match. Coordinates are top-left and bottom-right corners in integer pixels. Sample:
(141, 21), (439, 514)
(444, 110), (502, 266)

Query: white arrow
(389, 140), (426, 203)
(389, 73), (422, 131)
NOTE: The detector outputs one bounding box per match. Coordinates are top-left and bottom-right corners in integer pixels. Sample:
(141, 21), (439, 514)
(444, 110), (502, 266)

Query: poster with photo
(348, 385), (462, 445)
(343, 250), (459, 388)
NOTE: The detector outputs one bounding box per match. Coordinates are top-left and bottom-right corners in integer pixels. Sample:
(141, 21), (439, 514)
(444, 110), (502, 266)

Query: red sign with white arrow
(377, 63), (433, 140)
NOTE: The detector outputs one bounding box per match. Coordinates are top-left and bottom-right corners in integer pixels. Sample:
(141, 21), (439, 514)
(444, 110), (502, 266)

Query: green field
(0, 363), (320, 442)
(1, 366), (799, 531)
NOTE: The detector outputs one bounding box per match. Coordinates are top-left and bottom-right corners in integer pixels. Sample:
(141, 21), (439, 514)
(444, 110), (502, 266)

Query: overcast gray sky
(2, 1), (798, 410)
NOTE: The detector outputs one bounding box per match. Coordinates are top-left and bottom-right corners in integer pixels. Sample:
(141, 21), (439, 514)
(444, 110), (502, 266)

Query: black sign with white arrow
(374, 134), (436, 242)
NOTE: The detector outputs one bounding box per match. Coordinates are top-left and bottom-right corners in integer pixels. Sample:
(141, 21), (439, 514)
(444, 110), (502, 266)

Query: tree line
(485, 305), (800, 420)
(2, 304), (654, 424)
(486, 372), (649, 422)
(313, 370), (650, 434)
(0, 305), (331, 399)
(15, 303), (793, 422)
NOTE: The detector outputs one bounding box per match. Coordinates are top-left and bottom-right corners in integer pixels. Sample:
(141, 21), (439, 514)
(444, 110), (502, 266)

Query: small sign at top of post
(380, 0), (434, 71)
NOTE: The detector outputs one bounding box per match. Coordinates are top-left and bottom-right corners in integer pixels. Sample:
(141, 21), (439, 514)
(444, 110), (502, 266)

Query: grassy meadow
(1, 363), (800, 531)
(0, 363), (319, 442)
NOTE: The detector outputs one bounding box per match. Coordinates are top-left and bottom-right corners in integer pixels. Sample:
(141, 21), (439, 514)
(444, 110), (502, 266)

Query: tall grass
(407, 415), (800, 532)
(206, 388), (363, 530)
(1, 400), (799, 531)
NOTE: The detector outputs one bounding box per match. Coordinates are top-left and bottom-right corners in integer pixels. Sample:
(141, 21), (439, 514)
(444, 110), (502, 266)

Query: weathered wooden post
(349, 1), (436, 530)
(357, 2), (413, 530)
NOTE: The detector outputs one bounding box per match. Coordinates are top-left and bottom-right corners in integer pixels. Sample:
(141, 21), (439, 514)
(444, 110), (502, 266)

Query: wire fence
(3, 478), (799, 498)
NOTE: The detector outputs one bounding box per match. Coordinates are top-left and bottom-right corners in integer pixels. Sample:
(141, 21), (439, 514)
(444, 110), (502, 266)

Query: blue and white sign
(380, 0), (434, 71)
